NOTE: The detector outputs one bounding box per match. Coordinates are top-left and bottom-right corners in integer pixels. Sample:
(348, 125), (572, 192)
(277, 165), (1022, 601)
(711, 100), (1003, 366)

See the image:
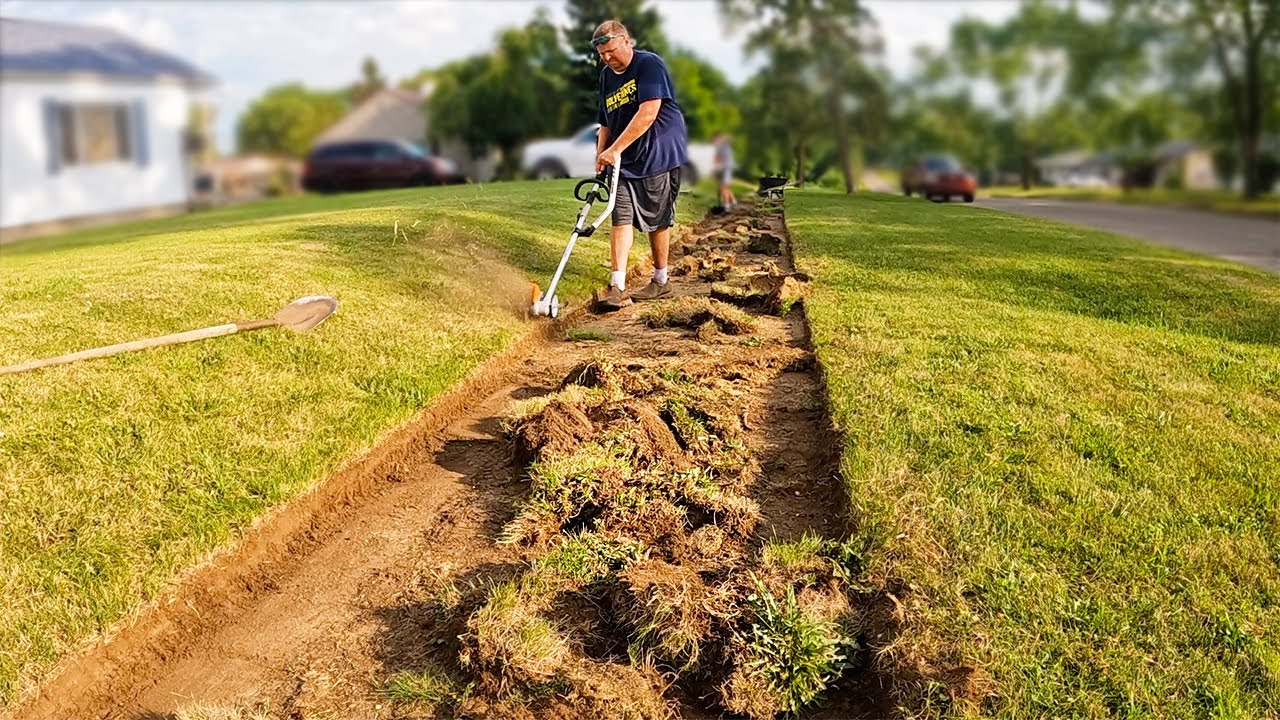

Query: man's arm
(595, 125), (612, 173)
(597, 99), (661, 169)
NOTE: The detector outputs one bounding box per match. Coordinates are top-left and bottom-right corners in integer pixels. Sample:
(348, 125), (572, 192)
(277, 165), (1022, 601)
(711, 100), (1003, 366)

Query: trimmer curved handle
(572, 167), (619, 236)
(574, 166), (615, 203)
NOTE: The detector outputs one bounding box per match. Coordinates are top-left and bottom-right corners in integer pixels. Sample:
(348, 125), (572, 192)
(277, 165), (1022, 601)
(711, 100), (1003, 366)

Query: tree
(1123, 0), (1279, 198)
(348, 56), (387, 106)
(427, 11), (571, 177)
(737, 47), (828, 182)
(721, 0), (886, 193)
(236, 84), (347, 157)
(665, 49), (742, 140)
(946, 4), (1083, 189)
(563, 0), (669, 127)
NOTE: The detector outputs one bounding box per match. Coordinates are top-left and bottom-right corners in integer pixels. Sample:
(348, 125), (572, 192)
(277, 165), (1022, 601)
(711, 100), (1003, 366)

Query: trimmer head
(530, 283), (560, 318)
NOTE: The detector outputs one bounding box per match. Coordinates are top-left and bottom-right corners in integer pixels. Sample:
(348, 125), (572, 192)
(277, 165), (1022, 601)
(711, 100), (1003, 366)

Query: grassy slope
(787, 191), (1280, 719)
(0, 181), (711, 701)
(981, 185), (1280, 219)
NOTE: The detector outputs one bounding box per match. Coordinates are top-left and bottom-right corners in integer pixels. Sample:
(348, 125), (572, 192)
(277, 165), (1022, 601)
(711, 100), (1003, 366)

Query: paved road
(977, 197), (1280, 274)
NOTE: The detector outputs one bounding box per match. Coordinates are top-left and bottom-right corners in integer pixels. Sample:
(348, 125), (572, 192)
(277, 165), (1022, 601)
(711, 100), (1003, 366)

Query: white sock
(653, 266), (668, 284)
(610, 269), (626, 290)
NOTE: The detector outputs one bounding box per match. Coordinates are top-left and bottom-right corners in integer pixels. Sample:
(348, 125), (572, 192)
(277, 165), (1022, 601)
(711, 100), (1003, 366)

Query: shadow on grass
(796, 194), (1280, 346)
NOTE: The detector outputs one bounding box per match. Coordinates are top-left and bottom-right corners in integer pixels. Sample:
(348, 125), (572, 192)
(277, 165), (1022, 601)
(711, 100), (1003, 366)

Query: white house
(0, 17), (216, 242)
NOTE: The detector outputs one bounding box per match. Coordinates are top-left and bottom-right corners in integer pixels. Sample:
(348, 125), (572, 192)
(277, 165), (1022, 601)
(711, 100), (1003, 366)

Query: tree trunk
(1200, 0), (1266, 199)
(851, 137), (864, 193)
(827, 91), (855, 194)
(1241, 136), (1261, 199)
(794, 142), (806, 187)
(1241, 20), (1263, 199)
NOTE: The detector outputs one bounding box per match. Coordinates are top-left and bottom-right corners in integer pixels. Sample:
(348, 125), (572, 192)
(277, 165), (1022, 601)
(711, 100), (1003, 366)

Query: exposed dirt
(9, 199), (891, 720)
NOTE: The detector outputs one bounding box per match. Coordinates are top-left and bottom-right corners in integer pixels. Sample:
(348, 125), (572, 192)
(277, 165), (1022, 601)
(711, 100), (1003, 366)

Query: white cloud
(865, 1), (1018, 76)
(80, 6), (180, 52)
(3, 1), (1012, 153)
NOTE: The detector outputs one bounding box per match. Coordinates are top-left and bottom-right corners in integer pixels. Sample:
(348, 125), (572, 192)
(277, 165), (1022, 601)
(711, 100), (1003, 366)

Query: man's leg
(610, 224), (634, 289)
(649, 226), (669, 274)
(630, 168), (679, 301)
(600, 222), (635, 308)
(630, 226), (672, 300)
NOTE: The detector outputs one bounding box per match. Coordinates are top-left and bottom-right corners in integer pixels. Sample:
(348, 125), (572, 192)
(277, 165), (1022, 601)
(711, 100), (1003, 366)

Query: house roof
(1153, 140), (1200, 161)
(315, 88), (427, 146)
(0, 17), (215, 87)
(1036, 150), (1094, 170)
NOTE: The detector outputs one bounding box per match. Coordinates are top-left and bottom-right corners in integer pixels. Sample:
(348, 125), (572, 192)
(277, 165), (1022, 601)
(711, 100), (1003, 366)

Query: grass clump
(642, 297), (755, 335)
(722, 579), (852, 719)
(500, 385), (604, 429)
(762, 533), (863, 585)
(622, 559), (724, 670)
(501, 440), (631, 545)
(762, 534), (828, 571)
(663, 398), (714, 453)
(464, 578), (570, 686)
(381, 665), (463, 706)
(536, 532), (643, 583)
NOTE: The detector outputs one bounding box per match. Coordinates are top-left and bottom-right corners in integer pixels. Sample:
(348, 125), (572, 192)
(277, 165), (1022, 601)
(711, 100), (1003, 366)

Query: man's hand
(596, 146), (622, 174)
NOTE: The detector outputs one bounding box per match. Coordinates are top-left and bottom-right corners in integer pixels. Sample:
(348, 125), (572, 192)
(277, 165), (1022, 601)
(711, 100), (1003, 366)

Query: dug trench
(10, 199), (896, 720)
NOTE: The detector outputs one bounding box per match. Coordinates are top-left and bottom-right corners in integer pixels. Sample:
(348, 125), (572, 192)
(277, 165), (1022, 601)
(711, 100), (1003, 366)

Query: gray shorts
(613, 167), (680, 232)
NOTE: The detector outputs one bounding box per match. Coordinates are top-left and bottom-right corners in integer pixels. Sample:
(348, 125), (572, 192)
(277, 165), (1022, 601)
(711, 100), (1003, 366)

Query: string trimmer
(530, 166), (618, 319)
(0, 296), (338, 375)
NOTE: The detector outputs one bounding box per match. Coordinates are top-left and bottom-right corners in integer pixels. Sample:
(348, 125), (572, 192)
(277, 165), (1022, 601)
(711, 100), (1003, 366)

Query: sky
(1, 0), (1019, 153)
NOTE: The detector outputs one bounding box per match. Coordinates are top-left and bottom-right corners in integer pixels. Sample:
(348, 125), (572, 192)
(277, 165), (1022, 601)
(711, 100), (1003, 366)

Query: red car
(901, 155), (976, 203)
(302, 139), (465, 193)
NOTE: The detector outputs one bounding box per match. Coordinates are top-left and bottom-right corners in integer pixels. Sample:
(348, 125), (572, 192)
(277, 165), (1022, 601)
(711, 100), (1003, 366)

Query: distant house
(1036, 150), (1119, 188)
(0, 17), (215, 242)
(315, 88), (429, 147)
(314, 86), (496, 182)
(1153, 140), (1218, 190)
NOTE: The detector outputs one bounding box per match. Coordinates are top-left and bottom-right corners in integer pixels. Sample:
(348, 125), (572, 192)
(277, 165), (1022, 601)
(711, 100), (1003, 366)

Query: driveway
(977, 197), (1280, 274)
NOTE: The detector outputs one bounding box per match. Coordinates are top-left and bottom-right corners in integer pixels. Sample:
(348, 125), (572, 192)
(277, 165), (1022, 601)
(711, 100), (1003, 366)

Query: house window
(53, 103), (134, 165)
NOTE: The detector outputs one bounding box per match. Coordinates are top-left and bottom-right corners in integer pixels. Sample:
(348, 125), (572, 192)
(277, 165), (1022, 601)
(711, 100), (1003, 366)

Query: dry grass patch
(641, 297), (755, 335)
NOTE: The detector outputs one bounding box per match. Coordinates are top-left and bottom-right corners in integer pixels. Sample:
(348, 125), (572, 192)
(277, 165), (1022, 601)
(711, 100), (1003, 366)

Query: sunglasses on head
(591, 34), (620, 47)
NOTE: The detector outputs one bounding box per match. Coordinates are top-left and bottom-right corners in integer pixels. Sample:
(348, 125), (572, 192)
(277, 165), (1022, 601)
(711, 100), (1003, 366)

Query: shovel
(0, 295), (338, 376)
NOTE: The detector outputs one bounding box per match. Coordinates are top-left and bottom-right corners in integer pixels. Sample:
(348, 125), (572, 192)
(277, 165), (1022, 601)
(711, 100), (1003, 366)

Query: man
(592, 20), (687, 308)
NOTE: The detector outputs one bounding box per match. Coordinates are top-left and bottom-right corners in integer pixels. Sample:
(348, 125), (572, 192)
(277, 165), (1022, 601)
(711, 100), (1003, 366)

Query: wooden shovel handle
(0, 323), (239, 375)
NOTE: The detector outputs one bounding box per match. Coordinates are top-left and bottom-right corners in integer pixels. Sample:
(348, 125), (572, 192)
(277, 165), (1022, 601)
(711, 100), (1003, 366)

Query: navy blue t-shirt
(597, 50), (688, 179)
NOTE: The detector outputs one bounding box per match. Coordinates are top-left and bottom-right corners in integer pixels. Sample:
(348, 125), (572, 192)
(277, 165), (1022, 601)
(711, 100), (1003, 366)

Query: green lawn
(0, 181), (711, 703)
(982, 185), (1280, 219)
(788, 191), (1280, 719)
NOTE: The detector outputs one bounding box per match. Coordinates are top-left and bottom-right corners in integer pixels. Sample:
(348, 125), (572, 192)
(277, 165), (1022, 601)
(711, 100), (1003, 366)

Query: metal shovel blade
(273, 295), (339, 332)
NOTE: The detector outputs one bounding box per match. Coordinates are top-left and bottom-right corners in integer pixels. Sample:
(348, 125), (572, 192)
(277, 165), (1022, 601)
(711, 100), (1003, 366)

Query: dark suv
(302, 139), (465, 192)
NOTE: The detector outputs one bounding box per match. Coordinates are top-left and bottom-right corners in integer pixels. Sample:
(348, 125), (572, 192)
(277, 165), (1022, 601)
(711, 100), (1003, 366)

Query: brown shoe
(601, 284), (633, 309)
(629, 280), (672, 301)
